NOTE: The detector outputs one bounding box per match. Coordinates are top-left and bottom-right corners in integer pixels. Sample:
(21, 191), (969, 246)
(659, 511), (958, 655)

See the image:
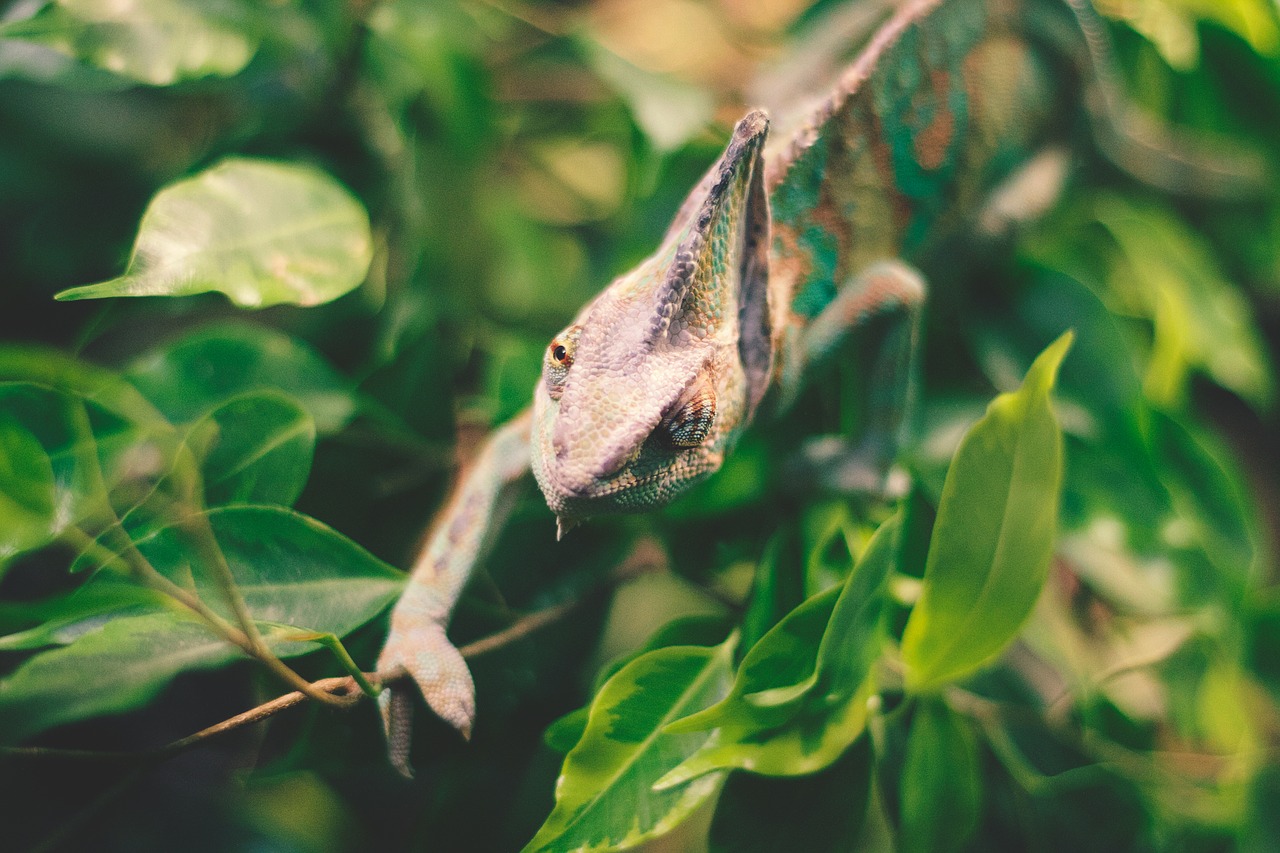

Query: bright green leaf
(0, 0), (260, 86)
(671, 587), (840, 735)
(657, 513), (898, 784)
(126, 323), (356, 433)
(901, 332), (1070, 692)
(708, 736), (873, 853)
(523, 640), (735, 853)
(899, 700), (982, 853)
(0, 414), (57, 564)
(1097, 0), (1279, 69)
(56, 159), (372, 308)
(192, 391), (315, 507)
(1095, 196), (1272, 409)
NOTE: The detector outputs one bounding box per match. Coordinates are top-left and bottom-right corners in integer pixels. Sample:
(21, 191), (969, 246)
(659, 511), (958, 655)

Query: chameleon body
(375, 0), (1253, 774)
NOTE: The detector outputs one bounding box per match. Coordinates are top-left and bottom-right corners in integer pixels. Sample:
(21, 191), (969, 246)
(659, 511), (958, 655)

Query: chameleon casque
(375, 0), (1255, 774)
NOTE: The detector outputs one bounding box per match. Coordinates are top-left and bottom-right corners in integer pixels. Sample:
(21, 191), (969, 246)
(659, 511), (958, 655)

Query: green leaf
(0, 577), (171, 651)
(739, 524), (807, 653)
(0, 382), (168, 554)
(0, 0), (260, 86)
(192, 391), (315, 507)
(0, 347), (169, 428)
(899, 700), (982, 853)
(708, 735), (873, 853)
(577, 36), (713, 152)
(542, 707), (590, 754)
(901, 332), (1070, 692)
(0, 414), (57, 563)
(523, 640), (735, 853)
(0, 612), (321, 745)
(0, 506), (403, 743)
(56, 158), (372, 308)
(657, 513), (899, 784)
(135, 505), (403, 630)
(1098, 0), (1279, 69)
(1094, 196), (1272, 409)
(126, 323), (356, 433)
(1151, 411), (1258, 600)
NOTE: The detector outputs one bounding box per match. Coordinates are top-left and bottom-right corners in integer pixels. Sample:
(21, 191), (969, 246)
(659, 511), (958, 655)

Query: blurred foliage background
(1, 0), (1279, 850)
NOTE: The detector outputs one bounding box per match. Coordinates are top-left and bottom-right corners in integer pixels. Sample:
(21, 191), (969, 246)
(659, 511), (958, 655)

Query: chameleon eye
(661, 387), (716, 448)
(544, 325), (582, 400)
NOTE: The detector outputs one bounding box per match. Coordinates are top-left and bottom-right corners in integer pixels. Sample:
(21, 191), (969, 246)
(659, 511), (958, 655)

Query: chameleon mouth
(540, 449), (721, 522)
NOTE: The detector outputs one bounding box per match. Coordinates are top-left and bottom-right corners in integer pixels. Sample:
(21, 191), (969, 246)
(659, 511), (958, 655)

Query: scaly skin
(375, 0), (1259, 773)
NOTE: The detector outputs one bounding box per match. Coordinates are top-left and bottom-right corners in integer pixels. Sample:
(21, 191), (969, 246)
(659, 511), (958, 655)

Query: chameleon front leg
(376, 409), (532, 777)
(776, 260), (926, 493)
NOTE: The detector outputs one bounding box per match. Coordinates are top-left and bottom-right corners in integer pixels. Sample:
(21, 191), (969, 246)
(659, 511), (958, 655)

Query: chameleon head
(531, 111), (775, 533)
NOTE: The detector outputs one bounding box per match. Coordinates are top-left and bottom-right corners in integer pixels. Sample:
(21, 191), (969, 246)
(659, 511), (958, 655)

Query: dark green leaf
(193, 391), (315, 507)
(0, 347), (169, 428)
(739, 524), (807, 653)
(0, 414), (57, 564)
(899, 700), (982, 853)
(523, 640), (735, 852)
(901, 333), (1069, 691)
(0, 612), (322, 745)
(542, 707), (590, 755)
(0, 576), (171, 651)
(56, 159), (372, 308)
(1151, 411), (1258, 600)
(0, 506), (403, 743)
(126, 323), (356, 433)
(134, 505), (403, 630)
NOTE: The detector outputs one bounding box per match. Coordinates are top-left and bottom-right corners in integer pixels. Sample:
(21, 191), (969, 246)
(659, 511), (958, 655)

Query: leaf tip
(1026, 329), (1075, 396)
(53, 278), (134, 303)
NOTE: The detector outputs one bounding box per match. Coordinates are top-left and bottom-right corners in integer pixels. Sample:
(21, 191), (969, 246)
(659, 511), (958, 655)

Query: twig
(68, 523), (353, 709)
(4, 676), (360, 763)
(2, 545), (662, 764)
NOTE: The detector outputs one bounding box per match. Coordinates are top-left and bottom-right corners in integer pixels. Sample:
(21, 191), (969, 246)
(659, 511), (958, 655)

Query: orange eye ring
(550, 340), (572, 366)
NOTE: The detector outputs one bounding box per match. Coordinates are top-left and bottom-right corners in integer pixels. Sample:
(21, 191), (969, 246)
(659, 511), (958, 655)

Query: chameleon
(374, 0), (1259, 775)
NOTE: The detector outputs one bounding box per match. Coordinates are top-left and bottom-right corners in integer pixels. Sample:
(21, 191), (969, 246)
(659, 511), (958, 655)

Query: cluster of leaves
(1, 0), (1279, 850)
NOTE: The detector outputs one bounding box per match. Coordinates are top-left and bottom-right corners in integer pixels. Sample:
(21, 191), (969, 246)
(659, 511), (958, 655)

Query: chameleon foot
(377, 623), (476, 778)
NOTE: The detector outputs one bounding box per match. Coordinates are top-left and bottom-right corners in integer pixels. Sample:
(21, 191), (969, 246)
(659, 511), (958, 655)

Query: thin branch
(2, 544), (662, 764)
(69, 522), (353, 708)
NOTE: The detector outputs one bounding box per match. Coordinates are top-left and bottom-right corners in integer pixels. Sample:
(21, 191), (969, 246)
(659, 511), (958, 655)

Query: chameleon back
(764, 0), (1078, 325)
